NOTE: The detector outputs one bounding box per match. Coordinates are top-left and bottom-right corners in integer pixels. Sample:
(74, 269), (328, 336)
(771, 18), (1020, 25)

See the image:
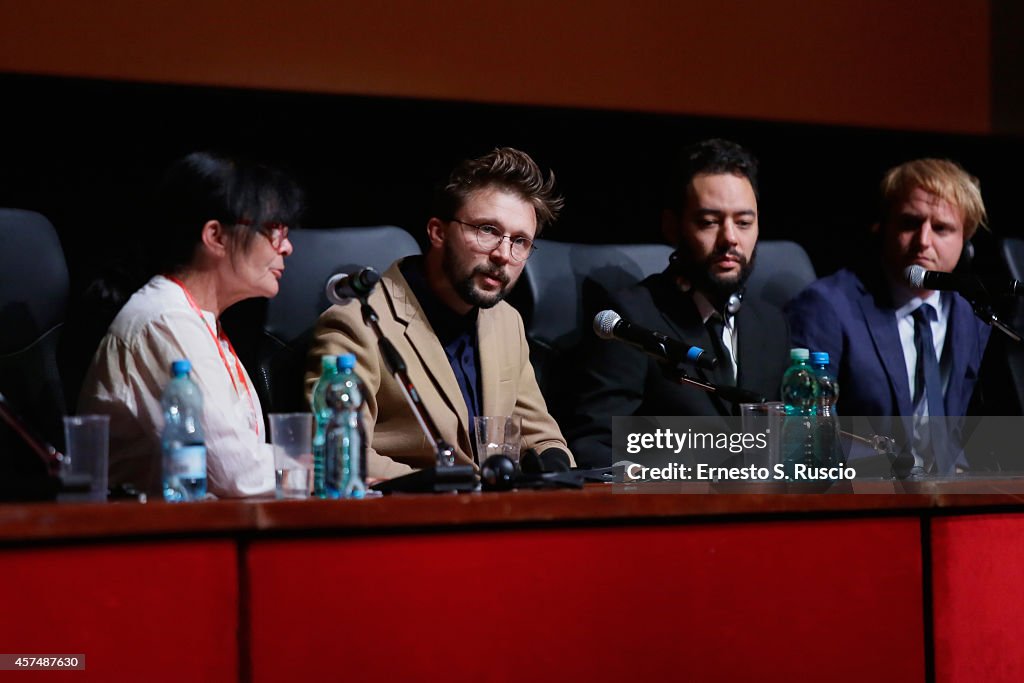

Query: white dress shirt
(79, 275), (274, 497)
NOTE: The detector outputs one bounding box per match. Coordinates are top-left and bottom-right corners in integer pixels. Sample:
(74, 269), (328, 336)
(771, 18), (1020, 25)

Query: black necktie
(705, 314), (735, 385)
(913, 304), (951, 473)
(913, 305), (944, 417)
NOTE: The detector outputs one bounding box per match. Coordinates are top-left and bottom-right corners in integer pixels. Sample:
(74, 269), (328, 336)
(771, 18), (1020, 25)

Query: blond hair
(880, 158), (987, 239)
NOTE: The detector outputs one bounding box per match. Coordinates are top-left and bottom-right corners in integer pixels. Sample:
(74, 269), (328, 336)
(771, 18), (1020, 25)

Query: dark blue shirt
(400, 258), (482, 454)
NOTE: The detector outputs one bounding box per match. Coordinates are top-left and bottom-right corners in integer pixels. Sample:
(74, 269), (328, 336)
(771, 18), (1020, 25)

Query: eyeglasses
(237, 219), (290, 250)
(259, 223), (290, 250)
(451, 220), (537, 262)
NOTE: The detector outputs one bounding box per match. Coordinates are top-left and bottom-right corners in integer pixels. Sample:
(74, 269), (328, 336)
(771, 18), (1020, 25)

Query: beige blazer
(305, 260), (572, 479)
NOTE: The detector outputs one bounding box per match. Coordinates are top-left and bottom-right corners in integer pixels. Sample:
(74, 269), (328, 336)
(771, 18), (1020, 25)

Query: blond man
(785, 159), (989, 471)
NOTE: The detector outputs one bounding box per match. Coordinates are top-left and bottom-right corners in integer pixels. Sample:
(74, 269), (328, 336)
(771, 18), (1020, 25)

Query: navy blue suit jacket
(785, 268), (989, 418)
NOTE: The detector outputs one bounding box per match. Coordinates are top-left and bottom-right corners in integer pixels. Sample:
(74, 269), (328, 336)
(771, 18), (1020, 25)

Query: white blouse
(78, 275), (274, 497)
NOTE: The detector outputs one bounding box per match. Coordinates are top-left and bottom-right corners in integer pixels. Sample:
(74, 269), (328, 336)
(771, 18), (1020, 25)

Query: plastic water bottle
(811, 351), (842, 468)
(324, 354), (368, 499)
(310, 354), (339, 499)
(161, 359), (207, 501)
(780, 348), (819, 477)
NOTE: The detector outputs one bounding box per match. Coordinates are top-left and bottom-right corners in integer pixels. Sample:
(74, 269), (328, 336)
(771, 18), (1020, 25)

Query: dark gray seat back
(257, 226), (421, 412)
(514, 239), (673, 419)
(744, 240), (817, 310)
(0, 209), (68, 498)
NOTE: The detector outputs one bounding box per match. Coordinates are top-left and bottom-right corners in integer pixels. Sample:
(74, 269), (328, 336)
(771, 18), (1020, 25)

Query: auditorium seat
(989, 238), (1024, 415)
(0, 209), (69, 498)
(1001, 237), (1024, 291)
(744, 239), (817, 310)
(255, 225), (421, 413)
(511, 239), (673, 421)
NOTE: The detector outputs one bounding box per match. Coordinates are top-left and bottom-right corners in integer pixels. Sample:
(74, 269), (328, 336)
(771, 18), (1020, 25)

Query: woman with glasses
(79, 151), (303, 498)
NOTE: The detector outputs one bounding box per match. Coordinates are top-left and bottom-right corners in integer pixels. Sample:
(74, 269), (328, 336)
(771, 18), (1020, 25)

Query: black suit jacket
(566, 270), (791, 468)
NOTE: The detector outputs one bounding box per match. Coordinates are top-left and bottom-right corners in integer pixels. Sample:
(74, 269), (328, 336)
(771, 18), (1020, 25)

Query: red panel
(0, 540), (237, 683)
(932, 515), (1024, 683)
(249, 519), (923, 683)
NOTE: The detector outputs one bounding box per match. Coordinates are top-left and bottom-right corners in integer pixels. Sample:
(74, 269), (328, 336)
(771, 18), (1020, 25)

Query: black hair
(154, 151), (304, 275)
(664, 138), (759, 213)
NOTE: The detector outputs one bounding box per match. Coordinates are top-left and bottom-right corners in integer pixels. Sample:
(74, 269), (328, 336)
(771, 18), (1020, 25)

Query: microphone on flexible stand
(592, 310), (765, 403)
(334, 265), (459, 471)
(903, 265), (1024, 299)
(592, 310), (717, 370)
(325, 267), (381, 304)
(904, 265), (1024, 343)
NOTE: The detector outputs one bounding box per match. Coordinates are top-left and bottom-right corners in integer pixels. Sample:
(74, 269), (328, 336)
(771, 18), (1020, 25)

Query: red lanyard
(165, 276), (260, 436)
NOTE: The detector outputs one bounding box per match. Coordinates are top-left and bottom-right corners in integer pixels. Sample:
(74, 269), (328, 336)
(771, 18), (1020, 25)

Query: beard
(677, 244), (757, 306)
(442, 241), (513, 309)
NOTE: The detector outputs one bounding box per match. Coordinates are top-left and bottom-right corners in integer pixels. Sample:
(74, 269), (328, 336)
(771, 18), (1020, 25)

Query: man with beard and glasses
(565, 139), (790, 468)
(305, 148), (573, 479)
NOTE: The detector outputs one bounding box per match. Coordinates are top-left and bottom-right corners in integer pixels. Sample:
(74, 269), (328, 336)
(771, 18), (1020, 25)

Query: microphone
(904, 265), (1024, 299)
(326, 267), (381, 304)
(593, 310), (717, 370)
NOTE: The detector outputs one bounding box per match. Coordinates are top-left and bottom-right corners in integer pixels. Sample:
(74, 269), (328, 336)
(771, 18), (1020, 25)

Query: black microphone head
(593, 310), (620, 339)
(480, 454), (517, 491)
(326, 266), (382, 304)
(354, 267), (380, 295)
(904, 265), (927, 289)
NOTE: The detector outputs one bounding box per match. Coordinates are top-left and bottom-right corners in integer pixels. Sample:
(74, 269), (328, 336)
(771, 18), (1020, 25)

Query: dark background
(3, 72), (1024, 433)
(2, 73), (1021, 294)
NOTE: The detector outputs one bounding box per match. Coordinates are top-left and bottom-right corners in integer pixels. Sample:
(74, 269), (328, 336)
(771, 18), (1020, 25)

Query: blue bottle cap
(171, 359), (191, 376)
(811, 351), (830, 365)
(338, 354), (356, 370)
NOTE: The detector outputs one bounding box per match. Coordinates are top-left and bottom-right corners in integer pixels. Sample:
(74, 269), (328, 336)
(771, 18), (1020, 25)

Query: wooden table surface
(5, 477), (1024, 543)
